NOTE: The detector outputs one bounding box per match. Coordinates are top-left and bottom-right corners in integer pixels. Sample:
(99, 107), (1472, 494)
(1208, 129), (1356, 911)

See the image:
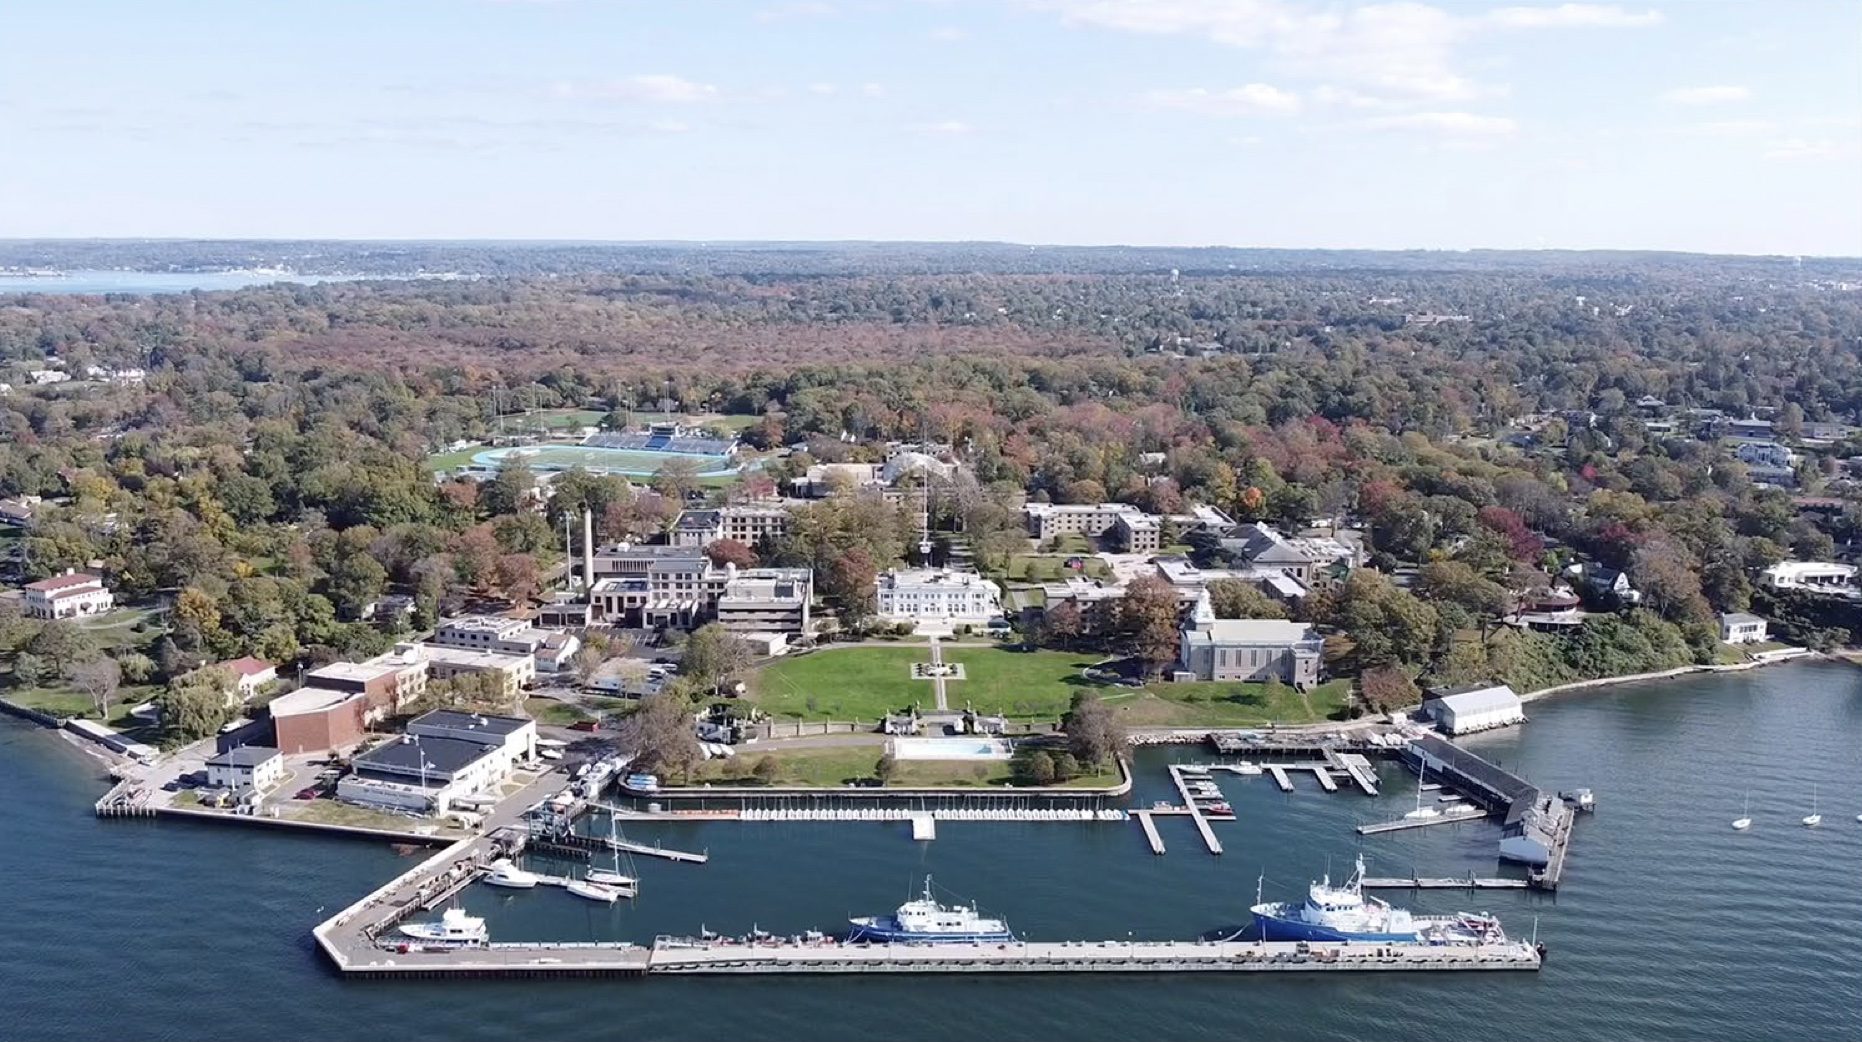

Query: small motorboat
(1235, 762), (1263, 776)
(484, 858), (540, 889)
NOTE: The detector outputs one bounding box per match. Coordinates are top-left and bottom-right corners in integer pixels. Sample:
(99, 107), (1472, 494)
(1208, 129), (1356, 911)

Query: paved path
(929, 636), (949, 711)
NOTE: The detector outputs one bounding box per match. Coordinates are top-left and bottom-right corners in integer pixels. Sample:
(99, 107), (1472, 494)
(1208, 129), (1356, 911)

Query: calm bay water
(0, 271), (360, 295)
(5, 660), (1860, 1041)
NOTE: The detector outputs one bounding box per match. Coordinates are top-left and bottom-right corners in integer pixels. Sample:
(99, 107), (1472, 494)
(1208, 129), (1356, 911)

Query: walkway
(929, 636), (950, 711)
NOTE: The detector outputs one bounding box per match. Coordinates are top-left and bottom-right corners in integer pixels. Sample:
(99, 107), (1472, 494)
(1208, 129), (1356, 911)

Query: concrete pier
(1361, 876), (1531, 890)
(1133, 810), (1166, 855)
(1356, 805), (1490, 834)
(1269, 766), (1294, 792)
(646, 938), (1541, 975)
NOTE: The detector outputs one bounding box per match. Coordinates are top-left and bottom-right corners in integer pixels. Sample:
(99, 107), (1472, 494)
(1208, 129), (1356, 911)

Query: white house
(1759, 561), (1859, 598)
(337, 709), (537, 814)
(874, 568), (1003, 630)
(213, 657), (278, 701)
(1424, 683), (1525, 735)
(204, 746), (285, 792)
(22, 570), (114, 620)
(1719, 612), (1768, 644)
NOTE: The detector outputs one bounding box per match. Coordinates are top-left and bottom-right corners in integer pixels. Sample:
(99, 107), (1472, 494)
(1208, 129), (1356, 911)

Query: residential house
(22, 570), (114, 620)
(205, 746), (285, 792)
(1718, 612), (1768, 645)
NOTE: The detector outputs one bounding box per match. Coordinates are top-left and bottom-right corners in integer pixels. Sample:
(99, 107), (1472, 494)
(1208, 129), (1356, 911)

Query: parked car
(294, 787), (320, 800)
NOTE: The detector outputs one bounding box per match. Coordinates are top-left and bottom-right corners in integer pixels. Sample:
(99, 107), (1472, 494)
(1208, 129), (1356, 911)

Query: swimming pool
(888, 737), (1014, 761)
(471, 444), (742, 479)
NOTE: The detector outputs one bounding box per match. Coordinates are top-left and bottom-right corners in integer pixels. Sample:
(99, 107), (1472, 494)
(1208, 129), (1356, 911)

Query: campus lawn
(1000, 554), (1113, 583)
(748, 645), (1111, 721)
(525, 697), (592, 727)
(1105, 678), (1355, 727)
(687, 745), (1121, 789)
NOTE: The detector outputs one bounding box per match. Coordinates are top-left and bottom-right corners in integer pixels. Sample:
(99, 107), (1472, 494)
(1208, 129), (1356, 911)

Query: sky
(1, 0), (1858, 255)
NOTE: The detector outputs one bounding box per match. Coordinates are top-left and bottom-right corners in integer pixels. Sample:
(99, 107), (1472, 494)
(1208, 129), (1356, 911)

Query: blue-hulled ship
(1250, 856), (1505, 945)
(847, 877), (1016, 945)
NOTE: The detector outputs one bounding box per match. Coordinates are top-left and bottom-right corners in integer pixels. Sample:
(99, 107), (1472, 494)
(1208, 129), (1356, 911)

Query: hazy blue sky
(2, 1), (1857, 254)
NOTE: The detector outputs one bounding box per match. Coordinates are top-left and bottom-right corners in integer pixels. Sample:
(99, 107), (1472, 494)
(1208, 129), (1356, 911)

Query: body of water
(4, 660), (1860, 1041)
(0, 270), (360, 295)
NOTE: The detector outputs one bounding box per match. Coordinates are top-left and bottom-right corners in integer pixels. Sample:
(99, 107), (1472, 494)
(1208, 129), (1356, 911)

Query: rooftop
(207, 745), (280, 768)
(1187, 618), (1320, 645)
(1426, 683), (1522, 714)
(1720, 611), (1766, 626)
(410, 708), (532, 738)
(266, 685), (366, 718)
(354, 734), (496, 775)
(24, 571), (103, 593)
(217, 656), (275, 678)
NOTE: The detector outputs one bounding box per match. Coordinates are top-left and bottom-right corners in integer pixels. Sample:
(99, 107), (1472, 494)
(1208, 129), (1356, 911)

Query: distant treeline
(0, 239), (1854, 279)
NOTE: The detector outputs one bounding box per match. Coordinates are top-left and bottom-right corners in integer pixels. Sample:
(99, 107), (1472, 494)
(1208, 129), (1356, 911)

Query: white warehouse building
(1424, 683), (1525, 735)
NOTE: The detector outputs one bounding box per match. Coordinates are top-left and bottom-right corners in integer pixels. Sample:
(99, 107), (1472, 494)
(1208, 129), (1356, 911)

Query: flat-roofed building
(268, 686), (368, 755)
(304, 646), (428, 724)
(433, 615), (554, 657)
(338, 710), (536, 814)
(1175, 589), (1322, 688)
(418, 644), (536, 698)
(205, 745), (285, 792)
(715, 567), (812, 637)
(875, 568), (1003, 629)
(1760, 561), (1859, 598)
(670, 505), (790, 548)
(1719, 612), (1768, 644)
(22, 570), (114, 620)
(1023, 502), (1162, 552)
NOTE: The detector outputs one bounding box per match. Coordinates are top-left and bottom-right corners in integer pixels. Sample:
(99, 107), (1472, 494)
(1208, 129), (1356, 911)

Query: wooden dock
(1356, 805), (1489, 834)
(1361, 876), (1530, 891)
(1313, 767), (1339, 793)
(544, 827), (709, 864)
(1268, 766), (1294, 792)
(1165, 765), (1225, 855)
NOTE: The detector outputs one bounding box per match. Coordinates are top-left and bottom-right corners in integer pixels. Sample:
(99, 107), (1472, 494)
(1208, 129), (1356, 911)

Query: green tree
(1063, 693), (1127, 768)
(1023, 748), (1057, 785)
(680, 623), (752, 694)
(1206, 579), (1288, 620)
(874, 751), (898, 784)
(156, 666), (236, 743)
(618, 691), (702, 781)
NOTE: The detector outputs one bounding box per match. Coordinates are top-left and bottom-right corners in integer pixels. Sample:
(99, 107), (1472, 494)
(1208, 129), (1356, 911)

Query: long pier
(1132, 810), (1166, 855)
(1361, 876), (1531, 891)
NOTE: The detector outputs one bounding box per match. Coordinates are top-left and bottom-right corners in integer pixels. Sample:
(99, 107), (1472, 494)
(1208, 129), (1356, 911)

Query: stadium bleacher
(585, 430), (736, 457)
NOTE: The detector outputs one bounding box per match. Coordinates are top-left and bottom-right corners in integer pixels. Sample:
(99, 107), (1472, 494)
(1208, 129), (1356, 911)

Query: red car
(569, 720), (600, 732)
(294, 787), (320, 800)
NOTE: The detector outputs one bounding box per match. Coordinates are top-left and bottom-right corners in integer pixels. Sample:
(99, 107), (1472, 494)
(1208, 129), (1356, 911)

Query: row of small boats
(1731, 789), (1857, 830)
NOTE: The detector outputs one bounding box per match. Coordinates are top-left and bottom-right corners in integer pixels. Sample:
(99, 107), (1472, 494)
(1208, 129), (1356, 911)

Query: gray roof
(409, 709), (531, 738)
(1426, 684), (1522, 716)
(1720, 611), (1765, 626)
(206, 745), (280, 768)
(354, 734), (494, 775)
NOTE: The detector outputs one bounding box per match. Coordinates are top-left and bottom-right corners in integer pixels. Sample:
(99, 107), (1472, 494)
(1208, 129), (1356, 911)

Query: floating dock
(1326, 750), (1381, 796)
(1268, 766), (1294, 792)
(910, 815), (936, 841)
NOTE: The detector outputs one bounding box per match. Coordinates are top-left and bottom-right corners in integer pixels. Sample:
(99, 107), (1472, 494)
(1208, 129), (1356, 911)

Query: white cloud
(860, 82), (887, 98)
(1143, 83), (1301, 116)
(553, 74), (720, 104)
(1485, 4), (1662, 29)
(1764, 137), (1859, 161)
(1660, 85), (1752, 105)
(929, 26), (970, 42)
(1036, 0), (1660, 107)
(1367, 110), (1518, 136)
(807, 82), (839, 96)
(924, 119), (973, 135)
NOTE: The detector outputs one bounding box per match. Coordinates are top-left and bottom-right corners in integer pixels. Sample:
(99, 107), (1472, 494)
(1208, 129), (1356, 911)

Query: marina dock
(1269, 766), (1293, 792)
(1325, 750), (1381, 796)
(1360, 876), (1531, 890)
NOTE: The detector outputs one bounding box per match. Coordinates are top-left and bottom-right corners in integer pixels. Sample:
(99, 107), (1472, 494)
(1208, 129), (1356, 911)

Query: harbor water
(4, 660), (1860, 1041)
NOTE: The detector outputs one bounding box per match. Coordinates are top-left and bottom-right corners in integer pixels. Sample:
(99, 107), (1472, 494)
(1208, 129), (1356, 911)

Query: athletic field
(472, 444), (740, 478)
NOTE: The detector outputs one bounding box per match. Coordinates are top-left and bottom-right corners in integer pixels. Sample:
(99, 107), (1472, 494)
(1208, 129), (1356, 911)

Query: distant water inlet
(471, 444), (741, 479)
(888, 737), (1014, 760)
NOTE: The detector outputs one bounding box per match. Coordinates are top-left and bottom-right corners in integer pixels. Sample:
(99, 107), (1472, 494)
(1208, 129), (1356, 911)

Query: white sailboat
(1403, 762), (1440, 820)
(581, 813), (639, 897)
(1732, 793), (1751, 831)
(1802, 787), (1821, 828)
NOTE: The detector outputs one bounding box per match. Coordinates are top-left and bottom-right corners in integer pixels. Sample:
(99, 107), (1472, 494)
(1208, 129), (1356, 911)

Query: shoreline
(1514, 647), (1816, 706)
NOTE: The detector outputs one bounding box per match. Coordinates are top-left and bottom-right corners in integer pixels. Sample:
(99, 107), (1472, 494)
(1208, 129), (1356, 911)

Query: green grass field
(1108, 678), (1354, 726)
(749, 645), (1110, 721)
(1001, 554), (1113, 583)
